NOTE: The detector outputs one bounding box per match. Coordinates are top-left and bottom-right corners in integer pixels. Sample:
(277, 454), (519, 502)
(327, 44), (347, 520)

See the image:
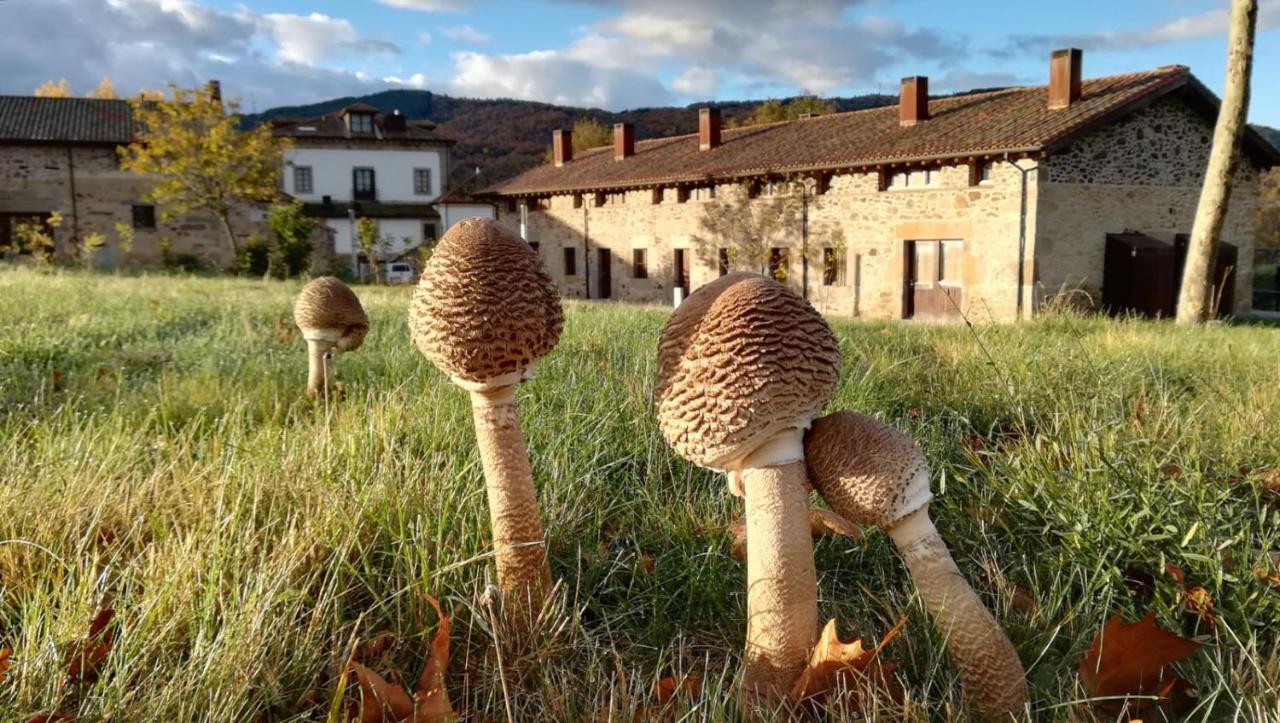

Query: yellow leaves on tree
(34, 79), (72, 98)
(1078, 611), (1201, 717)
(118, 85), (286, 261)
(789, 617), (905, 708)
(87, 77), (116, 100)
(345, 595), (456, 723)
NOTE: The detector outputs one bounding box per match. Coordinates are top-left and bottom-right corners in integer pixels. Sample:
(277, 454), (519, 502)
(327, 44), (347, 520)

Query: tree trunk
(1177, 0), (1257, 324)
(217, 211), (240, 265)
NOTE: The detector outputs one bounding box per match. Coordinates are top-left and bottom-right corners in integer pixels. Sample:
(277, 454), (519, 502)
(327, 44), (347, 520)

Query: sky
(1, 0), (1277, 124)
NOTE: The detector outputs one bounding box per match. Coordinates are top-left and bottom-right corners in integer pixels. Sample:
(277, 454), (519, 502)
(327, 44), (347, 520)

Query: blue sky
(2, 0), (1278, 124)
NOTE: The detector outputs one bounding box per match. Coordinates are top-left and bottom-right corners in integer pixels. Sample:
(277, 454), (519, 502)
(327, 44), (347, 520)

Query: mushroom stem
(887, 508), (1027, 720)
(469, 385), (552, 608)
(306, 339), (335, 398)
(740, 458), (819, 703)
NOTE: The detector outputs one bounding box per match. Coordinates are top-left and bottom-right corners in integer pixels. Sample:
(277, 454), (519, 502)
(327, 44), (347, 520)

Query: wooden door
(905, 240), (964, 319)
(596, 247), (612, 299)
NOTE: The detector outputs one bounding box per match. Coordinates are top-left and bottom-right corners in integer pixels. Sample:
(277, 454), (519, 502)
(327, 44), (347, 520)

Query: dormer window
(350, 113), (374, 133)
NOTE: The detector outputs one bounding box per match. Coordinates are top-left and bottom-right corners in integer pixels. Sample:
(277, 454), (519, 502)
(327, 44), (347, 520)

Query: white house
(273, 103), (493, 276)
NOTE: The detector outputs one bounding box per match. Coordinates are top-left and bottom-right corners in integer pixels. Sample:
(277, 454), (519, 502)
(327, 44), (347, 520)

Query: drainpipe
(1003, 154), (1040, 320)
(800, 181), (810, 300)
(66, 147), (81, 250)
(582, 202), (591, 299)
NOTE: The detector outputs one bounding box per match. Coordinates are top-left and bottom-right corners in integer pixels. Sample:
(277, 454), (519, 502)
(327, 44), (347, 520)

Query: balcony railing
(352, 187), (377, 201)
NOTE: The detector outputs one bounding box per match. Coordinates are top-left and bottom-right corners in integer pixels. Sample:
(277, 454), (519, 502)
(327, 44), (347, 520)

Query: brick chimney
(553, 129), (573, 167)
(614, 122), (635, 160)
(699, 107), (721, 151)
(899, 76), (929, 127)
(1049, 48), (1083, 110)
(205, 79), (222, 104)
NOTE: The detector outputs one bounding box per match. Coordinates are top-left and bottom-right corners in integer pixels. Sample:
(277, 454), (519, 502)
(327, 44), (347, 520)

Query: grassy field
(1, 268), (1278, 722)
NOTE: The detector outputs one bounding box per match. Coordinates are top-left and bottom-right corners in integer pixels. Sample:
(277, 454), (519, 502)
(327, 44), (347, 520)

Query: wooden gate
(905, 240), (964, 320)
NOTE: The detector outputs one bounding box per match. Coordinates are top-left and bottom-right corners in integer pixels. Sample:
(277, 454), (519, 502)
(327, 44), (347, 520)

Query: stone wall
(496, 159), (1038, 321)
(1037, 95), (1262, 314)
(1, 144), (265, 269)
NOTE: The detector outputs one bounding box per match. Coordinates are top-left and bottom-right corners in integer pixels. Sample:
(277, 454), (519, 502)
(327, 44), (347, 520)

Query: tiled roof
(0, 96), (134, 144)
(272, 109), (449, 144)
(486, 66), (1278, 196)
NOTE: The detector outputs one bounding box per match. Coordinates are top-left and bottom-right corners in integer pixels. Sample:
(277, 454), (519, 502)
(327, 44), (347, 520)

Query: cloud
(0, 0), (410, 107)
(376, 0), (472, 11)
(440, 25), (493, 43)
(258, 13), (400, 64)
(447, 50), (671, 109)
(384, 72), (430, 88)
(672, 66), (718, 96)
(417, 31), (434, 44)
(1003, 1), (1280, 55)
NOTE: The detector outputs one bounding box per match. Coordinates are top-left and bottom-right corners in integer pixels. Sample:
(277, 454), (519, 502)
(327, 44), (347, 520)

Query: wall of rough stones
(1, 144), (264, 268)
(1037, 95), (1262, 313)
(496, 159), (1038, 321)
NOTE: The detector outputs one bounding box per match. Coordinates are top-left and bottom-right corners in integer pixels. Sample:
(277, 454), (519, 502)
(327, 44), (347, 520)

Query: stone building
(483, 50), (1279, 321)
(0, 93), (264, 268)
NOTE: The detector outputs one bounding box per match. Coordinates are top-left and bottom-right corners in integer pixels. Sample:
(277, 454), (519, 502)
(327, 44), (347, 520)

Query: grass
(1, 267), (1278, 722)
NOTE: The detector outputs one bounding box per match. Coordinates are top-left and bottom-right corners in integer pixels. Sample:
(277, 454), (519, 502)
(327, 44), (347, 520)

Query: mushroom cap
(804, 411), (933, 529)
(293, 276), (368, 351)
(409, 217), (563, 385)
(654, 272), (841, 470)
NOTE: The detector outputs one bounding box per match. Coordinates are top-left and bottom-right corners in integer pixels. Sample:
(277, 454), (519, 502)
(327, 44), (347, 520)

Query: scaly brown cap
(804, 411), (933, 529)
(293, 276), (368, 351)
(654, 273), (841, 470)
(410, 218), (563, 385)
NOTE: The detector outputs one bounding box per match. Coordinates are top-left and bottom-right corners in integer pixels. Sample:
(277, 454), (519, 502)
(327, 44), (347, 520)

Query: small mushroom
(805, 411), (1027, 720)
(410, 218), (563, 609)
(293, 276), (368, 399)
(654, 272), (841, 702)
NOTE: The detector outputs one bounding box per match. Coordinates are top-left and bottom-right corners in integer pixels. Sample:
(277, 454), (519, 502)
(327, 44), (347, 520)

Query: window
(718, 248), (730, 277)
(979, 162), (993, 183)
(132, 204), (156, 229)
(760, 181), (784, 197)
(353, 168), (376, 200)
(692, 185), (716, 201)
(632, 248), (648, 279)
(350, 113), (374, 133)
(601, 191), (625, 206)
(822, 247), (846, 286)
(889, 169), (938, 189)
(414, 168), (433, 196)
(293, 166), (313, 194)
(422, 223), (438, 247)
(938, 240), (963, 286)
(768, 247), (789, 282)
(573, 194), (584, 209)
(563, 247), (577, 276)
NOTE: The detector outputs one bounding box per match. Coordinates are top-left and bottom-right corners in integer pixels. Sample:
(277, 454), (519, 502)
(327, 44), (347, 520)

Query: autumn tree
(355, 217), (387, 284)
(87, 77), (117, 99)
(730, 96), (836, 128)
(1177, 0), (1257, 323)
(542, 117), (613, 163)
(34, 79), (72, 98)
(119, 85), (286, 262)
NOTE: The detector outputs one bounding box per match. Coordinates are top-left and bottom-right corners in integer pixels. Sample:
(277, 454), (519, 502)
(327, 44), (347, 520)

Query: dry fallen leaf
(728, 508), (861, 561)
(634, 675), (702, 722)
(0, 647), (10, 683)
(27, 715), (76, 723)
(346, 595), (457, 723)
(66, 608), (114, 684)
(1010, 587), (1036, 617)
(1255, 565), (1280, 591)
(1164, 564), (1216, 630)
(789, 617), (905, 706)
(1078, 611), (1201, 716)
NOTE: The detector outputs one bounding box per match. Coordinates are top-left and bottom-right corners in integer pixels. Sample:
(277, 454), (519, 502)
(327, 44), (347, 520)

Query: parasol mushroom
(293, 276), (368, 399)
(409, 218), (563, 609)
(654, 272), (841, 703)
(804, 411), (1027, 720)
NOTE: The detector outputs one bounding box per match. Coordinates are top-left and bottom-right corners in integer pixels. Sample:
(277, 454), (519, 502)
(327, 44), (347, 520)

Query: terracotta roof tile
(486, 67), (1197, 196)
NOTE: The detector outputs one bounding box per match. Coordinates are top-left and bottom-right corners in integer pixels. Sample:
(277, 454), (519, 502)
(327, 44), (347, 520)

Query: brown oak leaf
(66, 609), (114, 684)
(788, 617), (905, 706)
(1078, 611), (1201, 716)
(346, 595), (457, 723)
